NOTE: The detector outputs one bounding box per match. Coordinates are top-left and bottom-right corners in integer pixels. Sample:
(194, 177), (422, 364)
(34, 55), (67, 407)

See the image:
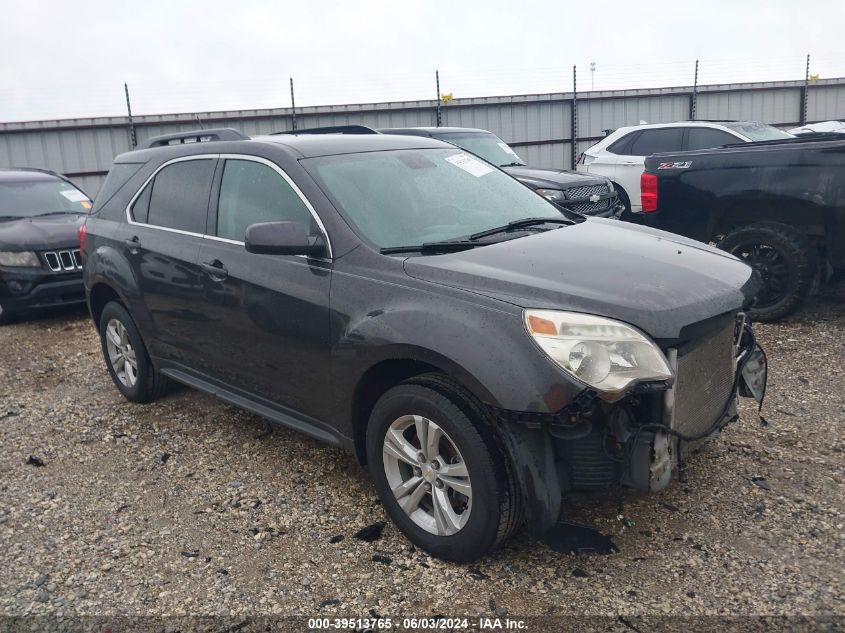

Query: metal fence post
(800, 54), (810, 125)
(570, 65), (577, 169)
(435, 70), (442, 127)
(124, 83), (137, 148)
(290, 78), (298, 131)
(689, 59), (699, 120)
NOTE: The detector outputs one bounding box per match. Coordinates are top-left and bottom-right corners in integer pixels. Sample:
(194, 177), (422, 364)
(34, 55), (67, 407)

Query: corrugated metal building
(1, 77), (844, 196)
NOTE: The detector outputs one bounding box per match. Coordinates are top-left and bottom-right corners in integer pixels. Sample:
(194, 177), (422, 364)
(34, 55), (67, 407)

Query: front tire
(98, 301), (170, 403)
(365, 375), (521, 562)
(718, 222), (816, 322)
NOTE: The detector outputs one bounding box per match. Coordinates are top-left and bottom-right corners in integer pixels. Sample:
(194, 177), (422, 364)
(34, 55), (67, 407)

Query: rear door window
(146, 158), (216, 234)
(215, 159), (313, 242)
(686, 128), (742, 150)
(628, 128), (685, 156)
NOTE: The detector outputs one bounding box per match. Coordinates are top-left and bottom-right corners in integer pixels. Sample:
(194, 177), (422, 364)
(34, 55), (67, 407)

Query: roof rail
(141, 128), (249, 149)
(272, 125), (378, 136)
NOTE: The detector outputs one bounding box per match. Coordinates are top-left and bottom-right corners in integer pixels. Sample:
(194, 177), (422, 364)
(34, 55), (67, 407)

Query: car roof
(0, 168), (63, 183)
(254, 132), (451, 157)
(378, 127), (492, 136)
(116, 132), (454, 163)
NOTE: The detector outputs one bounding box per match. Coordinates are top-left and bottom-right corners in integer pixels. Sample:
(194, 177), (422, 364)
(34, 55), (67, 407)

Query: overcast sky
(1, 0), (844, 122)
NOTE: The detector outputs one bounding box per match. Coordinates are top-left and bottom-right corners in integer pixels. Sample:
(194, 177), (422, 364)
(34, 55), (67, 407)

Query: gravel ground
(0, 283), (843, 623)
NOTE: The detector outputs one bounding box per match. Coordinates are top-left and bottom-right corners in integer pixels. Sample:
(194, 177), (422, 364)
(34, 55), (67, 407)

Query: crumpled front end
(496, 312), (767, 533)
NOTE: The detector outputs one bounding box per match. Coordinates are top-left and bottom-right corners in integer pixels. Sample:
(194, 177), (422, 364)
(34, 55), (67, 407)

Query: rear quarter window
(607, 132), (639, 155)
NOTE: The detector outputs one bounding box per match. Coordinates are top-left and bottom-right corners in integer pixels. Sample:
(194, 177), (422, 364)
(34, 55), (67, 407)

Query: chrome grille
(567, 199), (612, 214)
(42, 249), (82, 272)
(564, 184), (609, 200)
(671, 320), (736, 438)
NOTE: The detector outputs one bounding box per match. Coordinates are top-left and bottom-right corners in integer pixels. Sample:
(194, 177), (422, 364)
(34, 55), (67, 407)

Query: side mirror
(244, 221), (328, 258)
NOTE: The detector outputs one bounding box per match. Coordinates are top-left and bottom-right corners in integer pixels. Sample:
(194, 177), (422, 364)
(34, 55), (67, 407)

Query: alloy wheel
(382, 415), (472, 536)
(105, 318), (138, 388)
(729, 242), (790, 309)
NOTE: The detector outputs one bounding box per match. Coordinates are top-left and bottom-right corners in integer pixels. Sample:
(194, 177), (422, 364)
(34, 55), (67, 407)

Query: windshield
(724, 122), (795, 142)
(435, 132), (526, 167)
(0, 178), (91, 218)
(304, 148), (562, 250)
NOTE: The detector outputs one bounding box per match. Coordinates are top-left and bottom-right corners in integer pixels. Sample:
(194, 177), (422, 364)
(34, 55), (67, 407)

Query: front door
(195, 156), (333, 422)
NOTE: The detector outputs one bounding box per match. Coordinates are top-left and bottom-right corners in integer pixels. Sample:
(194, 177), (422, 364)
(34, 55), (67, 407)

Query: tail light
(78, 222), (87, 254)
(640, 173), (658, 212)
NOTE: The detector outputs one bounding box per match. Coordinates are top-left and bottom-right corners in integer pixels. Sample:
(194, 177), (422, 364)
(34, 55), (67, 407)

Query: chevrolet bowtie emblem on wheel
(589, 194), (601, 203)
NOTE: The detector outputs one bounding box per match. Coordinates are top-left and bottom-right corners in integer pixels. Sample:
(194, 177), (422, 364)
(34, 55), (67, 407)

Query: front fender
(329, 279), (583, 436)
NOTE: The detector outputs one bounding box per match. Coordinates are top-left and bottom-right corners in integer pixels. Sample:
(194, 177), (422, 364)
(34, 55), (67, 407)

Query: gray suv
(82, 127), (767, 562)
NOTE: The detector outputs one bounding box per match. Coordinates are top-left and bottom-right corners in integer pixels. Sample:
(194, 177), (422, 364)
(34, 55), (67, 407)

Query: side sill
(159, 367), (344, 448)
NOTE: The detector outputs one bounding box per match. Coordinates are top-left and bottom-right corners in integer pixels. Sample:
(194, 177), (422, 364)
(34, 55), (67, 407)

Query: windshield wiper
(380, 241), (480, 255)
(468, 217), (573, 241)
(499, 162), (526, 167)
(26, 211), (84, 218)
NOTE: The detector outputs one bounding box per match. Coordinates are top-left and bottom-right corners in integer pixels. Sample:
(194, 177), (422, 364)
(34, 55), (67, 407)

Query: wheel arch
(348, 349), (501, 465)
(88, 282), (125, 327)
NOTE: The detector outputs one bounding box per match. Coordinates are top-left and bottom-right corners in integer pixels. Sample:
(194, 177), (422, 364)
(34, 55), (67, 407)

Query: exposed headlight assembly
(535, 188), (566, 202)
(0, 251), (40, 267)
(524, 309), (673, 400)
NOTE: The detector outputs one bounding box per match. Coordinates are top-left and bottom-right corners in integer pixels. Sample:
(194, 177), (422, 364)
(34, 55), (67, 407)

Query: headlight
(0, 251), (40, 267)
(524, 309), (673, 400)
(535, 188), (565, 202)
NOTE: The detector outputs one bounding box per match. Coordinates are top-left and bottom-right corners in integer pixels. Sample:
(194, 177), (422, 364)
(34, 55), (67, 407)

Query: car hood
(403, 218), (758, 339)
(0, 214), (85, 251)
(502, 166), (610, 190)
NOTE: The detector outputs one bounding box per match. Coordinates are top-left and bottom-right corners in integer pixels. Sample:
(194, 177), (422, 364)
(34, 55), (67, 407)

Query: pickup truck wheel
(718, 222), (815, 322)
(365, 375), (522, 562)
(98, 301), (171, 403)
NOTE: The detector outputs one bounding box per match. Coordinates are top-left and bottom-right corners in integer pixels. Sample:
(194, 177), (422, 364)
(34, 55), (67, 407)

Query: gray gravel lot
(0, 284), (843, 620)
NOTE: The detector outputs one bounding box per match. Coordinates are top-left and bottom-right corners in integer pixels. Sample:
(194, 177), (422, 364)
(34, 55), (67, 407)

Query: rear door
(195, 155), (333, 422)
(116, 156), (217, 364)
(614, 127), (684, 212)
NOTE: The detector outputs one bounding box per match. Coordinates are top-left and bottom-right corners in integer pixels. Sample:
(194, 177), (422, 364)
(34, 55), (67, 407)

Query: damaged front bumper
(496, 313), (767, 533)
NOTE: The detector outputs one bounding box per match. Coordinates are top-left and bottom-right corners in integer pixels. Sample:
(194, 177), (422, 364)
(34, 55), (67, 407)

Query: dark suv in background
(0, 168), (91, 325)
(82, 127), (766, 562)
(378, 127), (624, 218)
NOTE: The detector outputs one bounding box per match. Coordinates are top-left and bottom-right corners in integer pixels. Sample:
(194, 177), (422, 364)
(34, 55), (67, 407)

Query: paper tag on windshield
(498, 142), (520, 157)
(445, 153), (494, 178)
(60, 189), (89, 203)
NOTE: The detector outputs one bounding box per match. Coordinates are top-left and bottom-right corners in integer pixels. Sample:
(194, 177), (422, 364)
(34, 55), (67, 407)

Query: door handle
(201, 260), (228, 281)
(124, 236), (141, 253)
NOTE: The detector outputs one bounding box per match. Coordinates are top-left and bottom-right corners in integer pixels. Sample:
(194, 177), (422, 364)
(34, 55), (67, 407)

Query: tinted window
(216, 160), (313, 242)
(629, 128), (684, 156)
(147, 159), (215, 233)
(686, 128), (741, 150)
(607, 132), (638, 155)
(130, 183), (152, 224)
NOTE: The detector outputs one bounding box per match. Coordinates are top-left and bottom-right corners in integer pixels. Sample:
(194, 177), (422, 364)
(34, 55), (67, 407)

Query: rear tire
(98, 301), (170, 403)
(365, 374), (522, 562)
(0, 303), (15, 326)
(717, 222), (815, 322)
